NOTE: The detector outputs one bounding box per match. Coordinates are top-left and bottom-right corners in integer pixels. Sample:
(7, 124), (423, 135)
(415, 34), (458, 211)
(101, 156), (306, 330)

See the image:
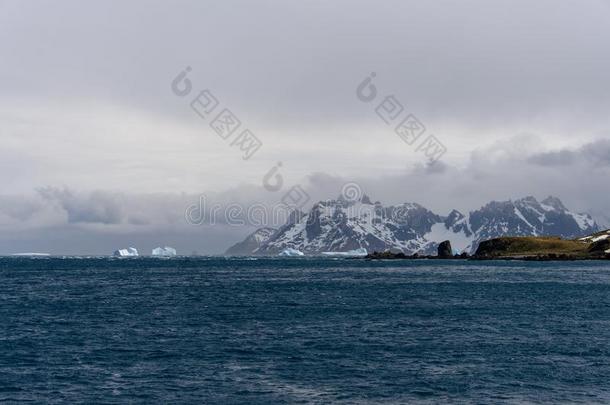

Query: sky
(1, 0), (609, 254)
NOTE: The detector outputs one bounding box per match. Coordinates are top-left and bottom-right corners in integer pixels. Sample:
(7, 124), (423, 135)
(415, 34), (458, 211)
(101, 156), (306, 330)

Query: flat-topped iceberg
(321, 248), (368, 257)
(152, 246), (177, 257)
(113, 247), (139, 257)
(278, 248), (305, 257)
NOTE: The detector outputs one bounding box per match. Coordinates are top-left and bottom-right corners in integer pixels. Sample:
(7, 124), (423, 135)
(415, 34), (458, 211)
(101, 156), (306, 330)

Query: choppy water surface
(1, 257), (610, 403)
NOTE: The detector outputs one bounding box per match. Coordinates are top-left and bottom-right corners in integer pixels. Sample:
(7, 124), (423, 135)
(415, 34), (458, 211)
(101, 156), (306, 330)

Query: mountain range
(225, 195), (598, 255)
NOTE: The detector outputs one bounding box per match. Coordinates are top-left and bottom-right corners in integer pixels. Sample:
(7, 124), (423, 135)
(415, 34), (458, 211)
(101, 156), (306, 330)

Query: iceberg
(321, 248), (368, 257)
(113, 247), (139, 257)
(152, 246), (177, 257)
(278, 248), (305, 257)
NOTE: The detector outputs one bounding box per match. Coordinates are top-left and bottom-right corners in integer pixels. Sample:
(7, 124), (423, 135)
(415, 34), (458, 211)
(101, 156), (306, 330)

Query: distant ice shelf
(321, 248), (368, 257)
(11, 253), (51, 257)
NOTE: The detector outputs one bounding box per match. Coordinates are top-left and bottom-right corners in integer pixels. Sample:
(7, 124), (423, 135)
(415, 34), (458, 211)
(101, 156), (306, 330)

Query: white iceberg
(113, 247), (139, 257)
(152, 246), (177, 257)
(278, 248), (305, 257)
(321, 248), (368, 257)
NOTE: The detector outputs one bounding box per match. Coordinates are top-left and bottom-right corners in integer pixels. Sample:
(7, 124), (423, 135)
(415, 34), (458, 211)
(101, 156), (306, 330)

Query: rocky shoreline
(365, 236), (610, 261)
(365, 240), (470, 260)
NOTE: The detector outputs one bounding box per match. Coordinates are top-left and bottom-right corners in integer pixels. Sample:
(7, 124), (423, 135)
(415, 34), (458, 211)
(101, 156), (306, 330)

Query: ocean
(1, 257), (610, 403)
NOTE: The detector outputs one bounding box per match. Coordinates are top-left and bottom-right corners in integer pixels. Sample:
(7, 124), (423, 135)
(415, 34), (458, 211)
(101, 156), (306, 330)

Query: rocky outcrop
(437, 240), (453, 258)
(588, 238), (610, 253)
(364, 246), (470, 260)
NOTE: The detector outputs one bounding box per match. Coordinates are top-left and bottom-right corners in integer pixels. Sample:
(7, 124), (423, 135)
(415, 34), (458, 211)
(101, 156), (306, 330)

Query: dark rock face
(437, 240), (453, 258)
(589, 238), (610, 253)
(227, 195), (598, 256)
(445, 210), (472, 236)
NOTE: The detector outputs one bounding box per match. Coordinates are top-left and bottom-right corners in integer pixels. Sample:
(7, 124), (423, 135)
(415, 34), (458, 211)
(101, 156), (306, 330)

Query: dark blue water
(2, 257), (610, 403)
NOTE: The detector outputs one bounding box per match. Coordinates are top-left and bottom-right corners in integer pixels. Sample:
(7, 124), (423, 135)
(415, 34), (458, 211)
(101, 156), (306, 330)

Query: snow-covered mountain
(224, 227), (276, 256)
(225, 196), (598, 255)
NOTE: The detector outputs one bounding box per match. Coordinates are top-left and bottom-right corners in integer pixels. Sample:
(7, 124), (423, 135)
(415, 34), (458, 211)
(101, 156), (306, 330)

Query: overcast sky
(1, 0), (609, 254)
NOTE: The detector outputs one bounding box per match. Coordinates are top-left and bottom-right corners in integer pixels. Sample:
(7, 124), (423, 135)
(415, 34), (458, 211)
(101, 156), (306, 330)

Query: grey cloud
(414, 160), (449, 175)
(37, 188), (125, 225)
(2, 0), (610, 132)
(0, 134), (608, 255)
(0, 195), (46, 222)
(581, 139), (610, 165)
(298, 138), (610, 216)
(528, 150), (576, 166)
(528, 139), (610, 167)
(127, 215), (151, 226)
(0, 186), (299, 254)
(1, 0), (609, 198)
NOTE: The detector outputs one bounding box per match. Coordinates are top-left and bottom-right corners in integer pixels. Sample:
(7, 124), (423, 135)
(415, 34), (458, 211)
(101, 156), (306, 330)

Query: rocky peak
(224, 227), (276, 256)
(445, 209), (465, 227)
(541, 196), (567, 212)
(226, 194), (599, 256)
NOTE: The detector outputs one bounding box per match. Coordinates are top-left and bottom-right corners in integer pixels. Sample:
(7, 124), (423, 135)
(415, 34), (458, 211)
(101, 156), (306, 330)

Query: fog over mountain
(1, 0), (609, 254)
